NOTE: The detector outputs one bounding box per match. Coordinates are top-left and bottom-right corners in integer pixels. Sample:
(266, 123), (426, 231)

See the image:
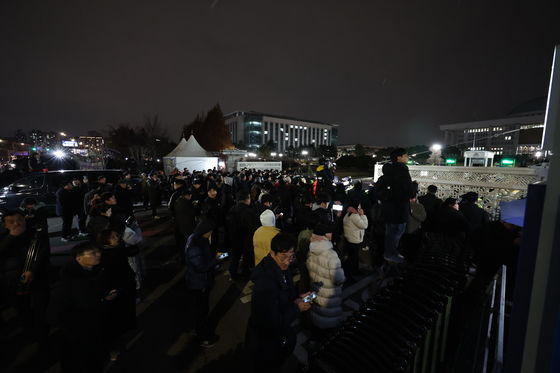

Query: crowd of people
(0, 147), (521, 372)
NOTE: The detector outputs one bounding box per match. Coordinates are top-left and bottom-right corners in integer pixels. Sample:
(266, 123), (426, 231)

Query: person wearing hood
(306, 223), (346, 331)
(376, 148), (415, 263)
(184, 218), (226, 348)
(253, 209), (281, 266)
(245, 233), (311, 372)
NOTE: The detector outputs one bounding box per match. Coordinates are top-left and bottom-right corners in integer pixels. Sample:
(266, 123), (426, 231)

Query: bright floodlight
(301, 150), (309, 156)
(278, 153), (284, 157)
(53, 150), (65, 159)
(431, 144), (442, 152)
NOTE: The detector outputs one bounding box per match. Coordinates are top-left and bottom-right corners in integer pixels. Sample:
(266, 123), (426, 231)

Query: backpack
(374, 174), (393, 202)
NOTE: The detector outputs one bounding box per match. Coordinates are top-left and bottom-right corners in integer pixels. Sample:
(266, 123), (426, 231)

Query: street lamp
(430, 144), (443, 165)
(301, 150), (309, 156)
(53, 150), (65, 159)
(270, 152), (277, 157)
(60, 132), (67, 137)
(431, 144), (442, 152)
(278, 153), (284, 157)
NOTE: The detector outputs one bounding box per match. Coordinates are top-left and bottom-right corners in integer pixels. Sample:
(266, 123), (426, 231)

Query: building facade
(224, 111), (339, 152)
(440, 100), (545, 156)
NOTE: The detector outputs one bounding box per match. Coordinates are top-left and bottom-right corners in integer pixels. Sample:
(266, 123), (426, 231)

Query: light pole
(430, 143), (443, 165)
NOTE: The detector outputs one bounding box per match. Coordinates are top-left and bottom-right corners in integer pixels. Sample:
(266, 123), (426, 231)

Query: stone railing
(368, 164), (548, 218)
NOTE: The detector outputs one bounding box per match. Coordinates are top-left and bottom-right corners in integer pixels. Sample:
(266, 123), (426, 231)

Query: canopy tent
(163, 135), (218, 173)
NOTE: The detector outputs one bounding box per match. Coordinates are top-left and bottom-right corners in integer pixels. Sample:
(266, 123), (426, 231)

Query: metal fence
(370, 164), (547, 219)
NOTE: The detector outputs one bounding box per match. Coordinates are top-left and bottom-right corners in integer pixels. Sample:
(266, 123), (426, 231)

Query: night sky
(1, 1), (559, 146)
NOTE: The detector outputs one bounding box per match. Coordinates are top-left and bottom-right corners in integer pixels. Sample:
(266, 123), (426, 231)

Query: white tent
(163, 135), (218, 173)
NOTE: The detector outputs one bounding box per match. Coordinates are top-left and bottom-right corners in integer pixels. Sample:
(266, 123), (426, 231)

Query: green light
(445, 158), (456, 164)
(501, 158), (515, 166)
(32, 147), (37, 151)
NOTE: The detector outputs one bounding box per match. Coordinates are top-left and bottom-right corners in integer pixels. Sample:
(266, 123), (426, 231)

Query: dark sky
(1, 0), (559, 146)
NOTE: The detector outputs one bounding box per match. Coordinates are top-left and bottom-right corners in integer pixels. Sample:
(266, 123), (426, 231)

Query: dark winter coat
(87, 215), (111, 238)
(201, 196), (222, 225)
(247, 255), (299, 343)
(174, 198), (197, 237)
(56, 187), (81, 216)
(459, 202), (490, 234)
(115, 185), (134, 216)
(226, 202), (259, 250)
(418, 193), (443, 231)
(101, 244), (137, 335)
(184, 234), (219, 290)
(0, 230), (50, 301)
(313, 207), (333, 227)
(379, 162), (415, 224)
(46, 260), (109, 333)
(146, 179), (162, 206)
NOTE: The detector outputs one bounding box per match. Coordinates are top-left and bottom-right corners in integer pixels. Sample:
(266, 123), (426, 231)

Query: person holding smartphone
(246, 233), (311, 373)
(184, 218), (227, 348)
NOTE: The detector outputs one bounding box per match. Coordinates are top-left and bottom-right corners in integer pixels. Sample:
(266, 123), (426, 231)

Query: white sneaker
(384, 255), (405, 264)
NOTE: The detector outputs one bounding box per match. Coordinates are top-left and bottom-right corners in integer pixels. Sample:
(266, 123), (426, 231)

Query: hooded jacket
(306, 239), (346, 329)
(253, 210), (280, 266)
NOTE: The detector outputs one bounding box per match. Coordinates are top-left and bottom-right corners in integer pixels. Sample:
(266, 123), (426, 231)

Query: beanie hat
(260, 209), (276, 227)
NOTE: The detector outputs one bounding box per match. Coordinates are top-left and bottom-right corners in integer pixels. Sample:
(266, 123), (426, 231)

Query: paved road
(3, 207), (379, 373)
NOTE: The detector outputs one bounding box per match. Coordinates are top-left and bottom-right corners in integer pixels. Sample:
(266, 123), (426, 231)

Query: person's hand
(357, 208), (364, 216)
(104, 289), (119, 301)
(295, 297), (312, 312)
(21, 271), (33, 284)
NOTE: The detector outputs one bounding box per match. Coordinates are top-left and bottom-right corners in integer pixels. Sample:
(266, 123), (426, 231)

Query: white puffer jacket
(306, 239), (346, 329)
(343, 212), (368, 244)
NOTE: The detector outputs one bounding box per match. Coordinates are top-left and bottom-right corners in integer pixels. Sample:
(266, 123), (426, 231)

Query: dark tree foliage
(354, 144), (366, 158)
(442, 145), (462, 160)
(317, 145), (338, 158)
(406, 145), (431, 164)
(182, 104), (234, 151)
(105, 114), (175, 160)
(257, 140), (276, 158)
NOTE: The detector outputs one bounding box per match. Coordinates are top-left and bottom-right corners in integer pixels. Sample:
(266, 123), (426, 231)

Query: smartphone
(332, 204), (343, 211)
(303, 292), (317, 303)
(218, 252), (229, 260)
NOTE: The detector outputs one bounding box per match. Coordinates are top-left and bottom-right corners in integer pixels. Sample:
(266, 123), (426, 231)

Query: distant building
(440, 98), (545, 156)
(0, 138), (30, 162)
(28, 130), (59, 150)
(224, 111), (339, 151)
(337, 144), (383, 158)
(78, 136), (104, 153)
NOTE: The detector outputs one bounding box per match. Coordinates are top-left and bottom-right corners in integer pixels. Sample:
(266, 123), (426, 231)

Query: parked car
(0, 169), (125, 215)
